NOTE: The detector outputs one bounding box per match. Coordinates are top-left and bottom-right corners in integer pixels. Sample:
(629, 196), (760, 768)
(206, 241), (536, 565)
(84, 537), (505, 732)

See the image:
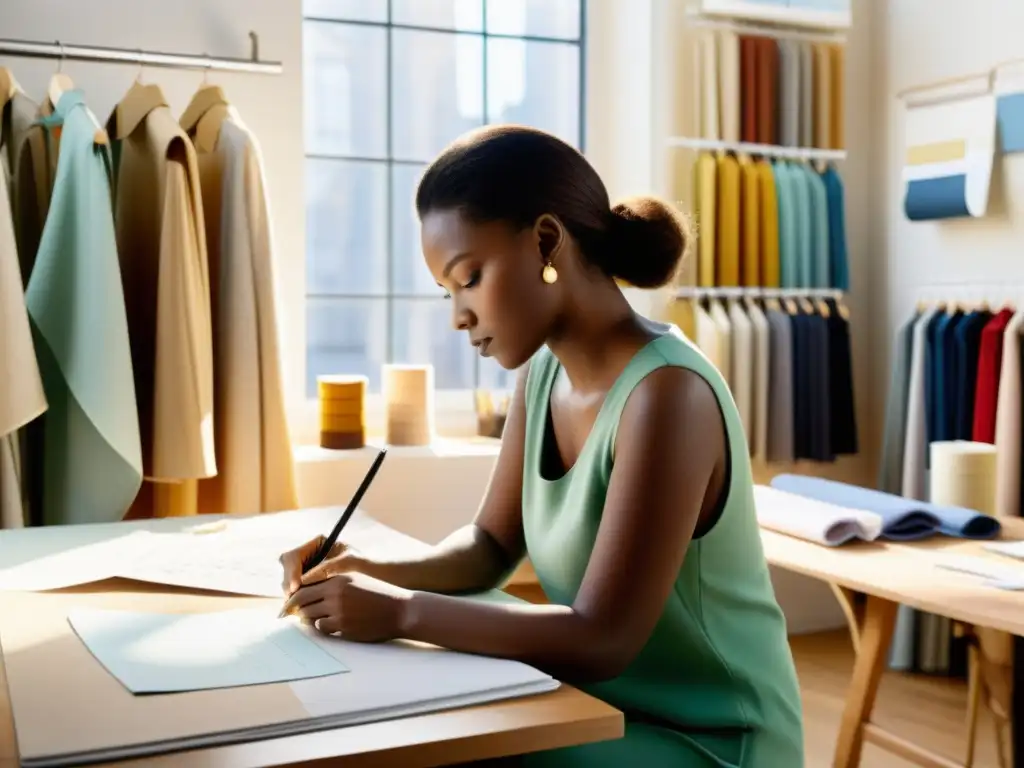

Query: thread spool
(318, 374), (367, 450)
(382, 364), (434, 446)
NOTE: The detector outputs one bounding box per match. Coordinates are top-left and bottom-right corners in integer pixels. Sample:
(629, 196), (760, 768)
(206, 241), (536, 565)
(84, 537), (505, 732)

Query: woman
(280, 125), (804, 766)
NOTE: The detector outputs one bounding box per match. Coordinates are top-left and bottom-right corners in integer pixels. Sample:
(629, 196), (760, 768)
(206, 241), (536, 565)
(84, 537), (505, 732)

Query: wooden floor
(795, 630), (1002, 767)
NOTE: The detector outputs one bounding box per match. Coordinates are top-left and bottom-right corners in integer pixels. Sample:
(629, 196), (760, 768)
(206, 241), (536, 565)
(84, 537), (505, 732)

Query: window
(302, 0), (585, 404)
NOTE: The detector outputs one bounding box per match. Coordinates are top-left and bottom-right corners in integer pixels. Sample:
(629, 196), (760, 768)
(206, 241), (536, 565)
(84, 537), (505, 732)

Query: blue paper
(904, 175), (970, 221)
(769, 474), (1000, 540)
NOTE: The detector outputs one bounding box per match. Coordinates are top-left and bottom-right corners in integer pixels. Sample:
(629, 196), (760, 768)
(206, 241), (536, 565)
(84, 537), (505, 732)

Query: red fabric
(972, 308), (1014, 443)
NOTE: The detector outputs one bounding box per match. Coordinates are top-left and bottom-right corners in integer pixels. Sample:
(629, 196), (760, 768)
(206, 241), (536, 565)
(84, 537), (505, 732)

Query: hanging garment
(4, 91), (53, 285)
(805, 167), (831, 288)
(934, 310), (966, 442)
(717, 32), (741, 143)
(923, 310), (948, 455)
(772, 162), (798, 287)
(755, 38), (779, 146)
(739, 156), (760, 285)
(186, 108), (298, 515)
(666, 298), (696, 343)
(994, 310), (1024, 519)
(709, 299), (733, 387)
(901, 308), (939, 501)
(739, 36), (758, 144)
(954, 309), (992, 439)
(694, 152), (717, 287)
(878, 312), (918, 493)
(728, 299), (753, 440)
(108, 85), (216, 517)
(830, 44), (845, 149)
(813, 44), (832, 150)
(23, 90), (142, 525)
(765, 304), (795, 462)
(747, 298), (770, 462)
(698, 32), (720, 140)
(820, 166), (849, 290)
(972, 307), (1014, 443)
(777, 40), (800, 147)
(790, 164), (813, 288)
(694, 301), (721, 371)
(825, 300), (857, 455)
(756, 160), (780, 286)
(0, 161), (45, 528)
(715, 153), (740, 286)
(798, 43), (814, 147)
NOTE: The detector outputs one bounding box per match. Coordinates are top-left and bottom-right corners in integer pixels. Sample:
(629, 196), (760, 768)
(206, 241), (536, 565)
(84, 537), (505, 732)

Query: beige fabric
(699, 32), (720, 140)
(113, 103), (216, 517)
(727, 299), (753, 440)
(0, 161), (45, 529)
(717, 32), (740, 143)
(5, 93), (52, 284)
(709, 299), (733, 387)
(189, 110), (297, 515)
(746, 299), (770, 462)
(813, 45), (832, 150)
(694, 302), (721, 371)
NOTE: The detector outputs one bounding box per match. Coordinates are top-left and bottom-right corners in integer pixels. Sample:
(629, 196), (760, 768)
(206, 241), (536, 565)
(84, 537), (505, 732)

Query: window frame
(299, 1), (587, 440)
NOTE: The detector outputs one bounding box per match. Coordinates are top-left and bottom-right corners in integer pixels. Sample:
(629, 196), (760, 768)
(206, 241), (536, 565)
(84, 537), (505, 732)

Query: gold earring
(541, 263), (558, 284)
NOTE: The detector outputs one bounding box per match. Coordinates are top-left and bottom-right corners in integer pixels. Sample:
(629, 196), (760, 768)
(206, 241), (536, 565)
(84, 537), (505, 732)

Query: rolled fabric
(753, 485), (883, 546)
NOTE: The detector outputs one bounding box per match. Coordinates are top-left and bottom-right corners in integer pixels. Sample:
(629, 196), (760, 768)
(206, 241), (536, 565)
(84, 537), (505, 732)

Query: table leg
(832, 595), (899, 768)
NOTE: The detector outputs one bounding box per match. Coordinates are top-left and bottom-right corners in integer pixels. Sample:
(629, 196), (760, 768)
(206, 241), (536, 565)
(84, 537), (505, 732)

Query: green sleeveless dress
(519, 323), (804, 767)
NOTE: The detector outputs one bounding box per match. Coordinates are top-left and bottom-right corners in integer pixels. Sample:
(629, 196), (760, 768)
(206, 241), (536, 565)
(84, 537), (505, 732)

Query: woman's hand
(279, 536), (361, 596)
(281, 572), (412, 643)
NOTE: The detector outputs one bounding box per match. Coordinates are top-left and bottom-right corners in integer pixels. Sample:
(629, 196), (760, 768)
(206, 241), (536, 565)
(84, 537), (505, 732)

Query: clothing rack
(677, 286), (844, 300)
(683, 9), (847, 44)
(0, 32), (282, 74)
(666, 137), (846, 162)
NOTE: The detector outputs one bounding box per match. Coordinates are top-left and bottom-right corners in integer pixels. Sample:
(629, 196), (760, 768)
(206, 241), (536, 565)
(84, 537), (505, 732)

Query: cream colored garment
(0, 162), (46, 528)
(112, 100), (216, 517)
(717, 32), (740, 143)
(746, 299), (770, 462)
(695, 302), (721, 372)
(728, 299), (753, 441)
(699, 32), (720, 140)
(189, 112), (298, 515)
(709, 299), (733, 388)
(901, 308), (937, 501)
(813, 45), (831, 149)
(994, 310), (1024, 518)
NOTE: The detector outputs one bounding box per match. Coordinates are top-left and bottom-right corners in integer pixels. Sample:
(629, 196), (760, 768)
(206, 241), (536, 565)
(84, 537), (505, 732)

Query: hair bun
(605, 196), (690, 289)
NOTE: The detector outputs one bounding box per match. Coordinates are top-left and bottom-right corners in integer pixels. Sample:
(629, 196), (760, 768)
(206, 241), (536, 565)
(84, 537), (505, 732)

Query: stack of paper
(754, 485), (885, 546)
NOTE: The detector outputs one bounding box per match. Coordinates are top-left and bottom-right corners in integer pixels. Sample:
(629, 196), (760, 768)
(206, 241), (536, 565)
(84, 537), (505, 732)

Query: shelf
(666, 136), (846, 162)
(676, 286), (844, 299)
(696, 0), (851, 31)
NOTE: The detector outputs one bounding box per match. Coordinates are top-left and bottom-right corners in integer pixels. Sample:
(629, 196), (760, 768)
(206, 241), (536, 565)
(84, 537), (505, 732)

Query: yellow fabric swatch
(715, 153), (740, 287)
(667, 298), (696, 341)
(740, 157), (760, 286)
(905, 139), (967, 166)
(813, 44), (831, 150)
(695, 152), (717, 287)
(756, 160), (780, 287)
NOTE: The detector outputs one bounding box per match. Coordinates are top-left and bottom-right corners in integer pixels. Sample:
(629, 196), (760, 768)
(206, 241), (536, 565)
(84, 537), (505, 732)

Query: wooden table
(762, 520), (1024, 768)
(0, 511), (622, 768)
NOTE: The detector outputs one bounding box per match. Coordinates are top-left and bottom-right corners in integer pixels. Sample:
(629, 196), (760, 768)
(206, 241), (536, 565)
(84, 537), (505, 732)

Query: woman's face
(421, 209), (560, 371)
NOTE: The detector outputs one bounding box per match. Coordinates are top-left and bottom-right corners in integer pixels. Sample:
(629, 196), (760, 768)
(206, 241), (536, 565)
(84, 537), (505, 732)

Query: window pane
(486, 38), (580, 147)
(306, 159), (388, 295)
(390, 163), (440, 296)
(392, 29), (485, 162)
(392, 299), (476, 389)
(304, 21), (387, 158)
(485, 0), (581, 40)
(392, 0), (483, 31)
(303, 0), (387, 22)
(478, 357), (516, 391)
(307, 298), (389, 396)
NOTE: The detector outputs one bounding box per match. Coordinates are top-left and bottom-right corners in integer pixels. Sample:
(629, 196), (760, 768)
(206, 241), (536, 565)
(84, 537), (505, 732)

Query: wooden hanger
(109, 80), (168, 140)
(179, 83), (229, 133)
(815, 298), (831, 318)
(783, 297), (799, 314)
(798, 296), (815, 314)
(0, 67), (19, 111)
(765, 296), (781, 312)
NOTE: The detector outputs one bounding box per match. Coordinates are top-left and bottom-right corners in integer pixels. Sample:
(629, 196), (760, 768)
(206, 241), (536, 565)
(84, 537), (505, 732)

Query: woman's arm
(394, 366), (724, 682)
(317, 363), (532, 595)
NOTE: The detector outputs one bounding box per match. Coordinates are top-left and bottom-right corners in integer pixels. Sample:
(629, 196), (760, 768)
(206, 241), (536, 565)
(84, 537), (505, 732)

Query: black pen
(279, 447), (388, 617)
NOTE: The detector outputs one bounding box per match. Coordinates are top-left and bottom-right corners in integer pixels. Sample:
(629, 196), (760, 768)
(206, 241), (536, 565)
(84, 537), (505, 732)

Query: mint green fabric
(803, 166), (831, 289)
(789, 163), (813, 289)
(520, 325), (804, 767)
(24, 90), (142, 525)
(772, 162), (798, 289)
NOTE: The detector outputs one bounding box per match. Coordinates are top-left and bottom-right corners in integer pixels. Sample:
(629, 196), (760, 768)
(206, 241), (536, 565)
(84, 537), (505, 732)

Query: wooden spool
(318, 375), (367, 450)
(382, 364), (434, 446)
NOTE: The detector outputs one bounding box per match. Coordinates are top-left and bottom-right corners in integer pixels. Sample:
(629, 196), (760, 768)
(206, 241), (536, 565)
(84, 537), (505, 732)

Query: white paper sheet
(934, 552), (1024, 589)
(754, 485), (884, 546)
(68, 607), (348, 694)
